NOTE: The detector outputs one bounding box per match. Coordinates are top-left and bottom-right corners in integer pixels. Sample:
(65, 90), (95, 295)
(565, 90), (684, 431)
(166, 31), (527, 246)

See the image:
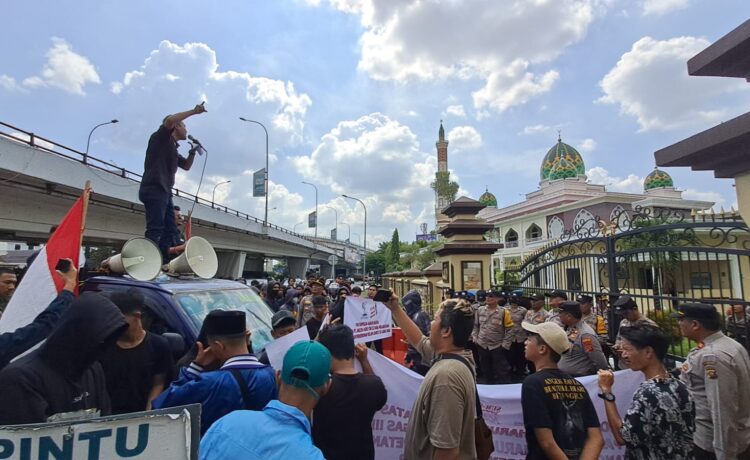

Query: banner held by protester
(343, 296), (393, 344)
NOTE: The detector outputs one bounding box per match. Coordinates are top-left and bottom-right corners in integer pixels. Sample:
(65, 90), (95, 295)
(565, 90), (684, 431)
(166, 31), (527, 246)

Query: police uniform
(544, 289), (567, 327)
(673, 304), (750, 460)
(557, 302), (609, 377)
(504, 297), (528, 379)
(472, 290), (513, 384)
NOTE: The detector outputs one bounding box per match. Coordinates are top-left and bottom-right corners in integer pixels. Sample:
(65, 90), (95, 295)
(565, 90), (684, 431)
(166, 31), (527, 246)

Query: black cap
(487, 290), (506, 298)
(576, 294), (593, 303)
(545, 290), (568, 300)
(670, 303), (719, 320)
(613, 295), (638, 312)
(271, 310), (295, 328)
(204, 310), (246, 336)
(529, 293), (545, 301)
(559, 301), (581, 315)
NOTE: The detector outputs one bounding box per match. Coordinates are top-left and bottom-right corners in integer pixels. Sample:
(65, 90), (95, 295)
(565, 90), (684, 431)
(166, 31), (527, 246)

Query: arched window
(526, 224), (543, 242)
(574, 209), (597, 237)
(548, 217), (564, 239)
(504, 229), (519, 248)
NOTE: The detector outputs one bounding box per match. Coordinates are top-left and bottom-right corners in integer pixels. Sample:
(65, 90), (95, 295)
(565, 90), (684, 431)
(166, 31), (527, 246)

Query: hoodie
(402, 291), (430, 336)
(0, 292), (128, 425)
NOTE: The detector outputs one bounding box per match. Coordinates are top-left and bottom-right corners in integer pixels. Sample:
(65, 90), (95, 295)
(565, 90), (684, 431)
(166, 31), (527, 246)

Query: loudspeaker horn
(168, 236), (218, 279)
(108, 238), (162, 281)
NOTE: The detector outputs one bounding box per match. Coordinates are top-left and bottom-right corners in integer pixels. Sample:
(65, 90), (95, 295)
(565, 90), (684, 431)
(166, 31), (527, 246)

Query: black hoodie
(0, 292), (128, 425)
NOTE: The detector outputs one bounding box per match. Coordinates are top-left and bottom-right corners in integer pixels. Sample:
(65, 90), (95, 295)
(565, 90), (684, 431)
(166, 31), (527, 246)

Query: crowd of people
(1, 262), (750, 459)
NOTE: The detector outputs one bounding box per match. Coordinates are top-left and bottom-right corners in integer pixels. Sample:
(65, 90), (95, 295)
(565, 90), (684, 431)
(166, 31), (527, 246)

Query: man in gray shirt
(558, 301), (609, 377)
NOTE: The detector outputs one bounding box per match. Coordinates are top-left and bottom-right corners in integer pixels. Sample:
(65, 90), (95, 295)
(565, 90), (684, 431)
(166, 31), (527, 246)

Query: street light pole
(85, 119), (119, 164)
(294, 221), (304, 234)
(211, 180), (231, 206)
(324, 205), (338, 240)
(341, 222), (351, 241)
(342, 194), (367, 278)
(302, 181), (318, 239)
(239, 117), (269, 226)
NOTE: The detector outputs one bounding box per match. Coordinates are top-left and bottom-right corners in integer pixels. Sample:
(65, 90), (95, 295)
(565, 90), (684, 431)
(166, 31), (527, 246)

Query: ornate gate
(503, 206), (750, 357)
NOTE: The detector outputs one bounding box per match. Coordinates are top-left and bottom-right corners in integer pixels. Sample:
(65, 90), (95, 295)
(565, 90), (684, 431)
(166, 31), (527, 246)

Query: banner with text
(308, 211), (317, 228)
(252, 168), (266, 197)
(366, 351), (640, 460)
(344, 296), (393, 343)
(0, 405), (200, 460)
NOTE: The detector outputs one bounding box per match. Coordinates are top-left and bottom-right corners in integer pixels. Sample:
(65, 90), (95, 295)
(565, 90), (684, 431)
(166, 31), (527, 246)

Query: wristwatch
(597, 392), (616, 402)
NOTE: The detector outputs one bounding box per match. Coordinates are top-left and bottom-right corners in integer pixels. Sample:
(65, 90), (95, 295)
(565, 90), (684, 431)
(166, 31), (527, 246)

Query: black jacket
(0, 292), (127, 425)
(0, 290), (74, 369)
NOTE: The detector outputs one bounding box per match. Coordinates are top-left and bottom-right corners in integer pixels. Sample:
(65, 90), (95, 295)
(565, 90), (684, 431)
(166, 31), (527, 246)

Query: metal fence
(500, 205), (750, 359)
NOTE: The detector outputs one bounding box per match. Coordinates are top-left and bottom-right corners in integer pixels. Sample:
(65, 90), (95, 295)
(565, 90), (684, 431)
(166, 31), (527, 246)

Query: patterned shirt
(620, 377), (695, 460)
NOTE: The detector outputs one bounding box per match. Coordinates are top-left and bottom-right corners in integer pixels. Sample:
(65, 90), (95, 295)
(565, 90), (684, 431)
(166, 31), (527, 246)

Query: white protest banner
(343, 296), (393, 343)
(0, 405), (200, 460)
(366, 351), (642, 460)
(265, 326), (310, 371)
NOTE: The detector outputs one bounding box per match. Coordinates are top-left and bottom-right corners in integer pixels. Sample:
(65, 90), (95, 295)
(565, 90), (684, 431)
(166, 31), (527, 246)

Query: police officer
(505, 295), (528, 380)
(613, 295), (657, 369)
(471, 290), (513, 384)
(672, 303), (750, 460)
(579, 295), (608, 352)
(524, 293), (549, 324)
(544, 290), (567, 327)
(557, 301), (610, 377)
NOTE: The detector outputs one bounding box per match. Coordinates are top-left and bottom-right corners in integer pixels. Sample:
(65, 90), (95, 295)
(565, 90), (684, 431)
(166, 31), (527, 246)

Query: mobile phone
(55, 259), (72, 273)
(373, 289), (392, 303)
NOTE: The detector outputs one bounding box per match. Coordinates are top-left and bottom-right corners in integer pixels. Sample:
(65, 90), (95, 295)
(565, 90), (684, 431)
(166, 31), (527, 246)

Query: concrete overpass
(0, 121), (367, 279)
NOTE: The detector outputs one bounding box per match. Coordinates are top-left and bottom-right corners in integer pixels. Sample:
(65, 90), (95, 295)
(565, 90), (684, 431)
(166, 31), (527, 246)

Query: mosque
(474, 135), (714, 273)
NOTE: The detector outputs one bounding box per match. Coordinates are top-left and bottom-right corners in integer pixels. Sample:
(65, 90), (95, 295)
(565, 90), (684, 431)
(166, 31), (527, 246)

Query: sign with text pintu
(343, 296), (393, 343)
(0, 405), (200, 460)
(253, 168), (266, 197)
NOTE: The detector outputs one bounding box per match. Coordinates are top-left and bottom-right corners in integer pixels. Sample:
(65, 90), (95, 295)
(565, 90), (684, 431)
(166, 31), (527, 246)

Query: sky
(2, 0), (749, 249)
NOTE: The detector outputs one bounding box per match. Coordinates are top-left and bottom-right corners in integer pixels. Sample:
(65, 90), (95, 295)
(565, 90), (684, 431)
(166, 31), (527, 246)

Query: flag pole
(78, 181), (92, 290)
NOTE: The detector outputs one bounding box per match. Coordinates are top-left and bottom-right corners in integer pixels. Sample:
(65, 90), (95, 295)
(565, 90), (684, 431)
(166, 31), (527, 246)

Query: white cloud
(578, 138), (597, 152)
(586, 166), (643, 193)
(447, 126), (482, 151)
(290, 113), (438, 245)
(317, 0), (602, 113)
(598, 36), (750, 132)
(520, 124), (552, 135)
(682, 188), (724, 207)
(0, 75), (23, 92)
(21, 38), (100, 95)
(641, 0), (689, 16)
(445, 105), (466, 117)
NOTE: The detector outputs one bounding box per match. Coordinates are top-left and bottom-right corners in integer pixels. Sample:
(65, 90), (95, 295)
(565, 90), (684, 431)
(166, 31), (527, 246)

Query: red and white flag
(0, 187), (90, 333)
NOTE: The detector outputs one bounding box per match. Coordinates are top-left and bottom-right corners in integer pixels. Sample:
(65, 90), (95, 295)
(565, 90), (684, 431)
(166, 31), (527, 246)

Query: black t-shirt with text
(313, 372), (387, 460)
(99, 332), (174, 414)
(521, 368), (600, 460)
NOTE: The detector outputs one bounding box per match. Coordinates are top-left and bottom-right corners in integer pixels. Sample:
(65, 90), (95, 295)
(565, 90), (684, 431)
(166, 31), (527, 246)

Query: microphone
(187, 135), (205, 155)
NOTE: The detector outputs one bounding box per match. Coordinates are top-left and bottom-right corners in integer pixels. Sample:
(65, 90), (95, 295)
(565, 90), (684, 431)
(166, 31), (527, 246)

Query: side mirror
(162, 332), (186, 359)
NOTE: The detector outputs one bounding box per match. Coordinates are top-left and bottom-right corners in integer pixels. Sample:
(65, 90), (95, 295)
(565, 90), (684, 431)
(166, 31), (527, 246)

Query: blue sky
(2, 0), (749, 247)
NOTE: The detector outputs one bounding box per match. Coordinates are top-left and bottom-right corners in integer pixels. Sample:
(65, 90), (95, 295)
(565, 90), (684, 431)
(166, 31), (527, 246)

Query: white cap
(522, 321), (570, 355)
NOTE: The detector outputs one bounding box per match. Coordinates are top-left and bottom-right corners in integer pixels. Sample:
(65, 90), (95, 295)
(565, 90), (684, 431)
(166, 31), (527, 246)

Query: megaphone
(108, 238), (162, 281)
(168, 236), (218, 279)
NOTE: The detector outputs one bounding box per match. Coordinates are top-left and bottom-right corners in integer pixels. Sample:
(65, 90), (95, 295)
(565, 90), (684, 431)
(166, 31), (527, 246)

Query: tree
(366, 242), (389, 276)
(386, 229), (401, 272)
(431, 171), (459, 203)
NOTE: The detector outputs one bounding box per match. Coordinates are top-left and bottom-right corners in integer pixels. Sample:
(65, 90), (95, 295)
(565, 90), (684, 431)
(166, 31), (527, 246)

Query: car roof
(85, 275), (249, 295)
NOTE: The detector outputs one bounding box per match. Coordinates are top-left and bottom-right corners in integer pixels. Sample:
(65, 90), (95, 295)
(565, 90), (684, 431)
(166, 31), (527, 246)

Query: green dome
(479, 187), (497, 207)
(548, 154), (579, 180)
(540, 137), (586, 180)
(644, 167), (674, 191)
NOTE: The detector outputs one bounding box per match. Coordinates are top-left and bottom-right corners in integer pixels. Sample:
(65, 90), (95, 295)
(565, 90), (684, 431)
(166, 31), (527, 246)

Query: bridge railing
(0, 121), (315, 243)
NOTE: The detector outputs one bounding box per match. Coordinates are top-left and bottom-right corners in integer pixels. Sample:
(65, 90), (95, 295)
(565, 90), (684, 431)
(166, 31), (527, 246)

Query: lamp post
(294, 221), (304, 234)
(239, 117), (269, 226)
(342, 194), (367, 278)
(85, 119), (118, 164)
(324, 205), (338, 240)
(211, 180), (231, 206)
(302, 181), (318, 239)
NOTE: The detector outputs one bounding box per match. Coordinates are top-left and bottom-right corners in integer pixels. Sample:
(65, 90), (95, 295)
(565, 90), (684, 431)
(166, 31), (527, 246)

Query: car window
(175, 287), (274, 353)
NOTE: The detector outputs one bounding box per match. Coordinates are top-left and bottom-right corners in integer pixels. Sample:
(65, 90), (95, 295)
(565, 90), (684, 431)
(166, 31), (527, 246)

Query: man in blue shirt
(199, 340), (332, 460)
(153, 310), (277, 434)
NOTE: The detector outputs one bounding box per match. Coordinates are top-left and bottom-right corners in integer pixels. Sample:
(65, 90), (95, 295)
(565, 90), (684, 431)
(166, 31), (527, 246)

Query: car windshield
(175, 287), (274, 353)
